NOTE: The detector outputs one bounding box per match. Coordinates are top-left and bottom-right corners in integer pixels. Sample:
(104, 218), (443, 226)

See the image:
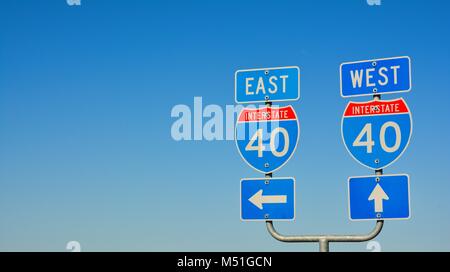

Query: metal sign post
(264, 168), (385, 252)
(266, 220), (384, 252)
(264, 168), (384, 252)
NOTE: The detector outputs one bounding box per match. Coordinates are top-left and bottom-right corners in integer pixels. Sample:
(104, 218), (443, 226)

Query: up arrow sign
(249, 189), (287, 210)
(368, 184), (389, 213)
(348, 174), (410, 221)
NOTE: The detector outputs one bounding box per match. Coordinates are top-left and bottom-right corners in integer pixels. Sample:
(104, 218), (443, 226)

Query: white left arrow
(368, 184), (389, 213)
(248, 189), (287, 210)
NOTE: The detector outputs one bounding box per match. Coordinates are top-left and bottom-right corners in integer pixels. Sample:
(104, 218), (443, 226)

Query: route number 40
(246, 128), (289, 157)
(353, 122), (401, 153)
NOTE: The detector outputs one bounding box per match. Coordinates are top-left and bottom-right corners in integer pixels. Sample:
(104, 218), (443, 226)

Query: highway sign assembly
(235, 105), (299, 173)
(341, 98), (412, 170)
(340, 56), (411, 97)
(234, 57), (413, 251)
(235, 66), (300, 103)
(348, 174), (410, 221)
(241, 177), (295, 221)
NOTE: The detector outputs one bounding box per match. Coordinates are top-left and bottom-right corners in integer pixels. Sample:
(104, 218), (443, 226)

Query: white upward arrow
(248, 189), (287, 210)
(368, 184), (389, 213)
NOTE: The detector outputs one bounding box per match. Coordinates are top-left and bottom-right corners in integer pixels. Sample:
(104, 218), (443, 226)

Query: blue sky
(0, 0), (449, 251)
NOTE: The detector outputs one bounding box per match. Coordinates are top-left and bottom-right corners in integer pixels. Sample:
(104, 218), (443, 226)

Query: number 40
(245, 128), (290, 157)
(353, 121), (401, 153)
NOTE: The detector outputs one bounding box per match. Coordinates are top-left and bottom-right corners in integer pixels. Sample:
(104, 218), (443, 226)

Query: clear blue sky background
(1, 0), (449, 251)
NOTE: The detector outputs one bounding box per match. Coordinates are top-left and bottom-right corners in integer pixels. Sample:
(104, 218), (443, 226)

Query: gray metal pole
(319, 239), (329, 252)
(266, 220), (384, 251)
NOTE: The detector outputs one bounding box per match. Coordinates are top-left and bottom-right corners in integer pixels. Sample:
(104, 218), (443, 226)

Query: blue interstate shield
(341, 98), (412, 170)
(235, 105), (299, 174)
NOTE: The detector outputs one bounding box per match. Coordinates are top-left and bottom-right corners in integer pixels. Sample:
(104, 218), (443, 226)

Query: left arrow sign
(248, 189), (287, 210)
(241, 177), (295, 221)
